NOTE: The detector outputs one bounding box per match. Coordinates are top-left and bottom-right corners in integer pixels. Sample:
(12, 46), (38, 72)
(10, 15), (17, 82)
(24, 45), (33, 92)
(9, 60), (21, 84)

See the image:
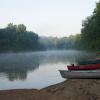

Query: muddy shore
(0, 79), (100, 100)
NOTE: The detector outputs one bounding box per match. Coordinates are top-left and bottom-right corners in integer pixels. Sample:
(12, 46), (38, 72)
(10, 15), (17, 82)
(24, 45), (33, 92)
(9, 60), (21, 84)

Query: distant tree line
(39, 34), (81, 50)
(0, 0), (100, 52)
(0, 23), (81, 52)
(0, 23), (38, 52)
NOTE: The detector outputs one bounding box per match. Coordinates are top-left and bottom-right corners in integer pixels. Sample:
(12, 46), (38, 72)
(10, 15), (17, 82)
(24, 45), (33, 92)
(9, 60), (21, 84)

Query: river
(0, 50), (95, 90)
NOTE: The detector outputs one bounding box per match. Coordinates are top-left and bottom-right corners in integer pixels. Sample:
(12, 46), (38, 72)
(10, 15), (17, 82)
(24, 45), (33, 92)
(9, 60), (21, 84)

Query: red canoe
(67, 64), (100, 70)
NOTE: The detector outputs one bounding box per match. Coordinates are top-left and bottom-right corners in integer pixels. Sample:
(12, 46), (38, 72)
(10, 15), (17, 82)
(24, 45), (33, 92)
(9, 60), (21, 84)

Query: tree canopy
(0, 23), (38, 52)
(81, 1), (100, 50)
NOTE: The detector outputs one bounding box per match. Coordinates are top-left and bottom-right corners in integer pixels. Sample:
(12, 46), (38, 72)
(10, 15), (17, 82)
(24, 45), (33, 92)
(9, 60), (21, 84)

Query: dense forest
(39, 35), (81, 50)
(0, 24), (39, 52)
(81, 1), (100, 50)
(0, 24), (81, 52)
(0, 1), (100, 52)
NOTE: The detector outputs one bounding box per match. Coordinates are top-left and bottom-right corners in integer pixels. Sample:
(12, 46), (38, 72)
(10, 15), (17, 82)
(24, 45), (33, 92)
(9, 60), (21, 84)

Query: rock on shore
(0, 79), (100, 100)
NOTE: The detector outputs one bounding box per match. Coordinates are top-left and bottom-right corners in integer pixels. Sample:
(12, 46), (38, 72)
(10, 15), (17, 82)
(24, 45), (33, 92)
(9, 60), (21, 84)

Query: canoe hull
(59, 70), (100, 79)
(67, 64), (100, 70)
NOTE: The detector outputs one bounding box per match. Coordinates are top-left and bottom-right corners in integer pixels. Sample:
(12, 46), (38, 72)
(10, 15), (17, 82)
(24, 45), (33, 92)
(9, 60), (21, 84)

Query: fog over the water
(0, 50), (96, 90)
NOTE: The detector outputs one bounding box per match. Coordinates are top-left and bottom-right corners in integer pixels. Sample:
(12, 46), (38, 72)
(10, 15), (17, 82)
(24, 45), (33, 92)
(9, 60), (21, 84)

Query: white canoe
(59, 70), (100, 79)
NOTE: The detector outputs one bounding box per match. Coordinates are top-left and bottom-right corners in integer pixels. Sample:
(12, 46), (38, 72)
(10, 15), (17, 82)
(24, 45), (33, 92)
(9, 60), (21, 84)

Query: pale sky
(0, 0), (99, 37)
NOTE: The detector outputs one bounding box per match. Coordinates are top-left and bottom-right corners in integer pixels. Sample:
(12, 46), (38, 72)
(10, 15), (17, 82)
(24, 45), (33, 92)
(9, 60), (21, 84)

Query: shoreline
(0, 54), (100, 100)
(0, 79), (100, 100)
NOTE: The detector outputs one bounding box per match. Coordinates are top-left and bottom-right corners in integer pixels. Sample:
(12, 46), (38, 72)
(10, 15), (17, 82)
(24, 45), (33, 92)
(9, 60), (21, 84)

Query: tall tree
(81, 1), (100, 50)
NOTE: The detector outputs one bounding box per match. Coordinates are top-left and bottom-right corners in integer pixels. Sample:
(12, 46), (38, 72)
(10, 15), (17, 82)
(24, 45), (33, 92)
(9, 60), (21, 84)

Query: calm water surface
(0, 50), (95, 90)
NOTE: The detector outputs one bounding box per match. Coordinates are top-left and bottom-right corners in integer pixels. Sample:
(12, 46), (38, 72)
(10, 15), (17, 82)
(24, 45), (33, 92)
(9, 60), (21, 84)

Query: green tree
(16, 24), (26, 33)
(0, 23), (39, 52)
(81, 1), (100, 50)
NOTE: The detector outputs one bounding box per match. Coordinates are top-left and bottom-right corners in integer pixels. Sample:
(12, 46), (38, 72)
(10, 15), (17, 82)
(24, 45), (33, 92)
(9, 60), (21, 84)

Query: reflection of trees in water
(0, 54), (39, 81)
(7, 71), (27, 81)
(0, 50), (95, 81)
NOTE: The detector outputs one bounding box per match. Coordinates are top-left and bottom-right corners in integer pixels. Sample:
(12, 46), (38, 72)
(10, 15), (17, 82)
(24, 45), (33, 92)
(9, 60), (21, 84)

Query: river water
(0, 50), (95, 90)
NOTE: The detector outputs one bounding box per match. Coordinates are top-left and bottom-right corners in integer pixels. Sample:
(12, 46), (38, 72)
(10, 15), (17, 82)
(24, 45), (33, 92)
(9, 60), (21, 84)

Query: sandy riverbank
(0, 79), (100, 100)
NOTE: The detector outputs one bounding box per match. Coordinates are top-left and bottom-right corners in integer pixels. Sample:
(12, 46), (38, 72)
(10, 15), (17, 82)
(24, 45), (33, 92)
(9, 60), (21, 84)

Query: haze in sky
(0, 0), (99, 37)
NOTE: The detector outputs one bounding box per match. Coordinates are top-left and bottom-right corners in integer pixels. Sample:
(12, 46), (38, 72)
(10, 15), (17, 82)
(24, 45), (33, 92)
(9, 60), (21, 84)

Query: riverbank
(0, 79), (100, 100)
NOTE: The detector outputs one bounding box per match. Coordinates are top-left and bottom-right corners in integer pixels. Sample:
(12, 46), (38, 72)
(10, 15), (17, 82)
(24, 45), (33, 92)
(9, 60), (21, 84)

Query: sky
(0, 0), (99, 37)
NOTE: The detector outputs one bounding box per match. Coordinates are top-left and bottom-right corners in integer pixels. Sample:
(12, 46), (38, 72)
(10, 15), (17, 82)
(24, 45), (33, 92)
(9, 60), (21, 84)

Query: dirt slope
(0, 79), (100, 100)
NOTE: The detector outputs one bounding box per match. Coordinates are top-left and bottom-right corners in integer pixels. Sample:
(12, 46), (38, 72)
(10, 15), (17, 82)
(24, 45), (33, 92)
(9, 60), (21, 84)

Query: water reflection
(0, 50), (96, 81)
(0, 53), (39, 81)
